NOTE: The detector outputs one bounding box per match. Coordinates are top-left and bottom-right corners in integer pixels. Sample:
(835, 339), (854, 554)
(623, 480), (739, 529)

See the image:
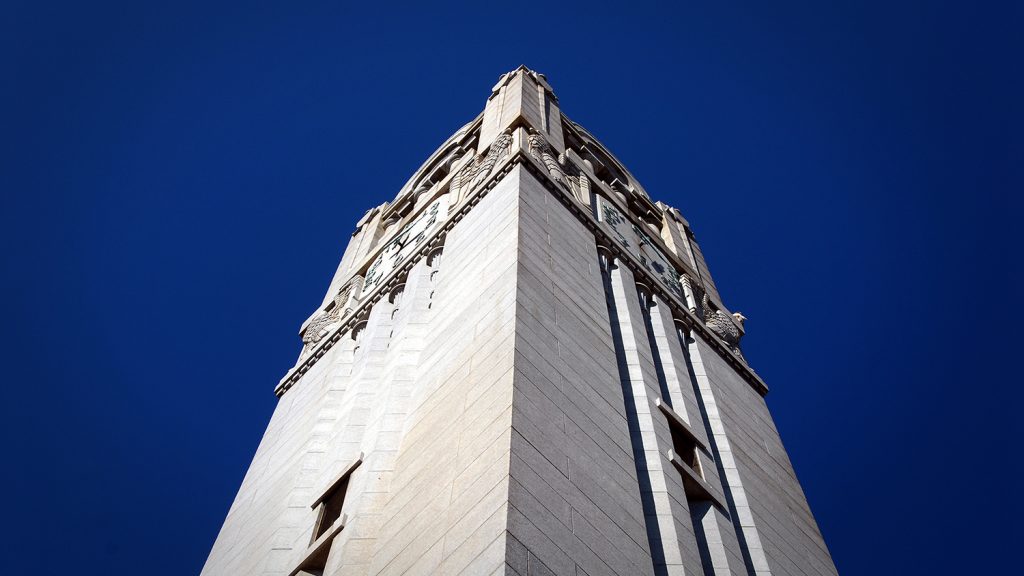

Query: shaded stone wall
(204, 67), (837, 576)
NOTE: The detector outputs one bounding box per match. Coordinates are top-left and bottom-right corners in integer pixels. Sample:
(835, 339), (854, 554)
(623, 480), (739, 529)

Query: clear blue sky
(2, 1), (1019, 574)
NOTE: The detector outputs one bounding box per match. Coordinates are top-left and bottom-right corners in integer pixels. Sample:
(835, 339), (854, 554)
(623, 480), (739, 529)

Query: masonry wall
(203, 166), (525, 576)
(505, 166), (656, 576)
(357, 164), (524, 575)
(689, 335), (837, 576)
(202, 334), (351, 574)
(502, 160), (837, 576)
(204, 156), (837, 576)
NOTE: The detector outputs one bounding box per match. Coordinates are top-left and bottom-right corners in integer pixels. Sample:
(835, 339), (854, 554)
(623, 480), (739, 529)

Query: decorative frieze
(521, 155), (767, 395)
(363, 195), (449, 294)
(283, 140), (762, 397)
(276, 156), (517, 397)
(595, 194), (685, 301)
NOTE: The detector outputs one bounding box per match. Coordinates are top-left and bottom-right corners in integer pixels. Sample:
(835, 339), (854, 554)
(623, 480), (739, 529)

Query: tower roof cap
(492, 66), (555, 98)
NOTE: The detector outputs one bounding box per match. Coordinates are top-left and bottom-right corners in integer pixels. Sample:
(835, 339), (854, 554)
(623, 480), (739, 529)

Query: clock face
(364, 195), (449, 292)
(596, 196), (683, 299)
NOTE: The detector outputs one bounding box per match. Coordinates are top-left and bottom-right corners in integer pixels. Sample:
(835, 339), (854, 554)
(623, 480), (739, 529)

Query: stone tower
(202, 67), (837, 576)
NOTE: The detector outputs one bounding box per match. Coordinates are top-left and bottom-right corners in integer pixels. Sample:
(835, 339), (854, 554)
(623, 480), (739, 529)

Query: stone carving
(363, 196), (449, 293)
(472, 131), (513, 189)
(302, 310), (336, 347)
(301, 277), (363, 354)
(528, 130), (563, 182)
(597, 246), (617, 274)
(527, 130), (588, 202)
(558, 152), (584, 200)
(596, 196), (684, 299)
(453, 130), (513, 199)
(599, 202), (629, 249)
(448, 152), (472, 199)
(701, 293), (746, 358)
(680, 274), (698, 315)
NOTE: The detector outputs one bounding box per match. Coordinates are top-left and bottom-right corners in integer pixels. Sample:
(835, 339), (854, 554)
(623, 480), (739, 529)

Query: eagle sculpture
(702, 293), (747, 359)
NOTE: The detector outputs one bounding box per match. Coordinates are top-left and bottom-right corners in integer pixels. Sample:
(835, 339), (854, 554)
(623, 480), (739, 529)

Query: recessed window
(670, 423), (705, 481)
(657, 398), (721, 506)
(312, 475), (349, 543)
(290, 456), (361, 576)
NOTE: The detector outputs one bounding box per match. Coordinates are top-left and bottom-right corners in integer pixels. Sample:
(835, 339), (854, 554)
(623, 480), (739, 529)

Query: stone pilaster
(480, 66), (564, 155)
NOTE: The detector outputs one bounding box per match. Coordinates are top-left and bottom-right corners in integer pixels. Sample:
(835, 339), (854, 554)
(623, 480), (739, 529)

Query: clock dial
(364, 195), (448, 292)
(596, 196), (683, 299)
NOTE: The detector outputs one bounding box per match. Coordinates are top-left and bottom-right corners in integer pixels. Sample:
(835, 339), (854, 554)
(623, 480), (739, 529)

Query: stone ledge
(277, 149), (769, 399)
(655, 397), (708, 454)
(287, 513), (347, 576)
(312, 454), (363, 509)
(274, 154), (520, 397)
(667, 450), (727, 512)
(519, 154), (769, 396)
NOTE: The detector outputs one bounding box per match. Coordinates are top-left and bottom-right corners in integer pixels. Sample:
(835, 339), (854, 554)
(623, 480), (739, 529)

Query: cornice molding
(276, 148), (767, 398)
(274, 154), (518, 397)
(518, 152), (770, 397)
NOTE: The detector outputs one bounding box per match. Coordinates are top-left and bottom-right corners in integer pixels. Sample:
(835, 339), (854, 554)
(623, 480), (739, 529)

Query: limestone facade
(202, 66), (837, 576)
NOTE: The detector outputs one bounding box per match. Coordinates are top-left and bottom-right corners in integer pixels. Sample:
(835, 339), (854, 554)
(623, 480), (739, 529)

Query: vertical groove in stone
(679, 329), (771, 576)
(362, 168), (519, 576)
(205, 68), (838, 576)
(639, 289), (675, 409)
(641, 293), (718, 576)
(600, 258), (666, 576)
(330, 258), (434, 574)
(598, 252), (698, 576)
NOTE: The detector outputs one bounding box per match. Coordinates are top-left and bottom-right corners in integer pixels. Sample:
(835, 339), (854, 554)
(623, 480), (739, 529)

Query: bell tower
(203, 67), (837, 576)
